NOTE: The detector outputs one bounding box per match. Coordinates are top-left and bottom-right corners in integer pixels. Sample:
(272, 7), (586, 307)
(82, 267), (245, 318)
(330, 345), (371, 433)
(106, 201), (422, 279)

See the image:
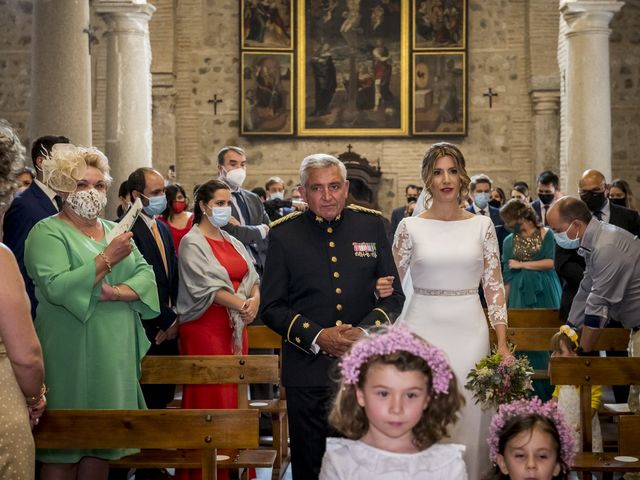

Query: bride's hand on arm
(375, 276), (394, 298)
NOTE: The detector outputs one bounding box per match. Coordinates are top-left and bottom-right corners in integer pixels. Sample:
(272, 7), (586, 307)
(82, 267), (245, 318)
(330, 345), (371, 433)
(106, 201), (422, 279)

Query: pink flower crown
(488, 397), (575, 470)
(339, 327), (454, 395)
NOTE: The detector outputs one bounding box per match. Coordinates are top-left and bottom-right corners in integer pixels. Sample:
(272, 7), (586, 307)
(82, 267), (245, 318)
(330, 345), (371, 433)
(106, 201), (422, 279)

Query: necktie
(150, 222), (169, 275)
(593, 211), (603, 221)
(54, 194), (64, 211)
(233, 191), (251, 224)
(479, 209), (485, 216)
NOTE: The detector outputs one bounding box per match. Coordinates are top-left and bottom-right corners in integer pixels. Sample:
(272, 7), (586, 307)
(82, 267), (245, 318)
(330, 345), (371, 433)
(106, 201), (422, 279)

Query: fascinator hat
(41, 143), (86, 193)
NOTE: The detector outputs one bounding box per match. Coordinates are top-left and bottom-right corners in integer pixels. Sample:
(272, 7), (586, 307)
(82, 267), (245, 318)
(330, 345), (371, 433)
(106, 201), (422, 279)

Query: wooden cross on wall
(208, 94), (223, 115)
(483, 88), (498, 108)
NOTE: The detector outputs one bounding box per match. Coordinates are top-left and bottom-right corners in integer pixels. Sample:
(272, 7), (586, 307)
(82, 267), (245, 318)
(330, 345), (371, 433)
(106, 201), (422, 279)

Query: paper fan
(42, 143), (87, 192)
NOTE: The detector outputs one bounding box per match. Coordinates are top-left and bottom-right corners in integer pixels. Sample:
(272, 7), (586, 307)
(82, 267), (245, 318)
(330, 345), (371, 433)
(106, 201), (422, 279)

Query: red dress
(159, 214), (194, 254)
(177, 237), (249, 480)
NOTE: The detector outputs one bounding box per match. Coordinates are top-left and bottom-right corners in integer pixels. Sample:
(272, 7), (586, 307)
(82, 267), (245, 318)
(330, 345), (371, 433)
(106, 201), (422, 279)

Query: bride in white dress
(392, 142), (511, 480)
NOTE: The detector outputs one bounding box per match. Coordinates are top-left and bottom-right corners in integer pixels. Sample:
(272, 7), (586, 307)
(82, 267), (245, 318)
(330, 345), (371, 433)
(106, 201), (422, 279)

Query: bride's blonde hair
(421, 142), (471, 206)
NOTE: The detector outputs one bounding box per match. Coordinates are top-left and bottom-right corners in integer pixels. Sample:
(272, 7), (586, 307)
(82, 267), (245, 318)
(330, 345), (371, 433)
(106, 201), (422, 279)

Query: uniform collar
(306, 208), (344, 227)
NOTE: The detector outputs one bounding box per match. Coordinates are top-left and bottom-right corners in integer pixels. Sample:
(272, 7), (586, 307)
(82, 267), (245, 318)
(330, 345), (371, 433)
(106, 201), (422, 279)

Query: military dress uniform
(260, 205), (404, 480)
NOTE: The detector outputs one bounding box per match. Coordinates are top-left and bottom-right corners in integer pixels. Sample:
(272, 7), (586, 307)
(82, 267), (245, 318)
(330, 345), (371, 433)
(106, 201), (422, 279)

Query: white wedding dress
(393, 215), (507, 480)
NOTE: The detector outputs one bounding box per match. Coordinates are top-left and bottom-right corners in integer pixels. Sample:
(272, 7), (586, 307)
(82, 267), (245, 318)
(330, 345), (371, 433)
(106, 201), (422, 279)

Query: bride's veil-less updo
(0, 119), (25, 213)
(420, 142), (471, 207)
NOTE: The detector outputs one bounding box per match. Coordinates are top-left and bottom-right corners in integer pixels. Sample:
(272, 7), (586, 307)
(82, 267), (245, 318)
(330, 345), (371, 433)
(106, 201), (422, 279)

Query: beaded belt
(414, 287), (478, 297)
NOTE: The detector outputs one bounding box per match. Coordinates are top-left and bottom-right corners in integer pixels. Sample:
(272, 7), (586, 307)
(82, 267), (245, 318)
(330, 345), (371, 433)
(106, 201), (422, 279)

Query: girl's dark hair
(482, 415), (568, 480)
(162, 183), (188, 218)
(328, 350), (464, 451)
(192, 179), (230, 224)
(492, 187), (506, 206)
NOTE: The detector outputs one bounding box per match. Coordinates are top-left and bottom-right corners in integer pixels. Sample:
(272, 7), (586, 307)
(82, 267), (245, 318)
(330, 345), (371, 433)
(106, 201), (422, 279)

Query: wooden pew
(35, 409), (259, 480)
(501, 308), (563, 328)
(247, 326), (290, 478)
(549, 357), (640, 476)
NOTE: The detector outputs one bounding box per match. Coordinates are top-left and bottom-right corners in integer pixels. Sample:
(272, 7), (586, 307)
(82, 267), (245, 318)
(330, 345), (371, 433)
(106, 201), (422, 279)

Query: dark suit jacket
(531, 199), (542, 223)
(555, 202), (640, 320)
(2, 182), (58, 318)
(222, 188), (270, 273)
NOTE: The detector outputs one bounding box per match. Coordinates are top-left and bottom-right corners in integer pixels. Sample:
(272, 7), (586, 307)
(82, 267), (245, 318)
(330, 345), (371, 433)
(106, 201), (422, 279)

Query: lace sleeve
(482, 222), (508, 328)
(392, 219), (412, 281)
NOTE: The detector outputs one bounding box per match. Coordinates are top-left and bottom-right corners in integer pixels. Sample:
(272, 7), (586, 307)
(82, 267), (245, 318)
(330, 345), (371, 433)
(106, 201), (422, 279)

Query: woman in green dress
(24, 144), (159, 480)
(500, 198), (562, 401)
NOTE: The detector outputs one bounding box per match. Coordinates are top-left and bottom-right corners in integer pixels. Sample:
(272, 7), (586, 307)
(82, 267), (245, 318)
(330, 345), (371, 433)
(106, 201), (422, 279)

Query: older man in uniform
(260, 153), (404, 480)
(546, 196), (640, 412)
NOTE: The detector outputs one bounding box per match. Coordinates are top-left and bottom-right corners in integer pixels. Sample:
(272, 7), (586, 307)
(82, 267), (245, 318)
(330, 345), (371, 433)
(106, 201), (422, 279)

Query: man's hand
(340, 326), (365, 343)
(375, 276), (394, 298)
(317, 324), (357, 357)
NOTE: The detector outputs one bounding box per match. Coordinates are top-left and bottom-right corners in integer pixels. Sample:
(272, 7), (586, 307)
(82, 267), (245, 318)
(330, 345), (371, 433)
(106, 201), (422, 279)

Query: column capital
(530, 90), (561, 115)
(95, 1), (156, 31)
(561, 1), (624, 35)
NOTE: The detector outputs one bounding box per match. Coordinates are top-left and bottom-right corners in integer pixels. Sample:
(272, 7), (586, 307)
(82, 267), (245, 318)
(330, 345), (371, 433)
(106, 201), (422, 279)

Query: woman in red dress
(159, 183), (194, 254)
(176, 179), (260, 480)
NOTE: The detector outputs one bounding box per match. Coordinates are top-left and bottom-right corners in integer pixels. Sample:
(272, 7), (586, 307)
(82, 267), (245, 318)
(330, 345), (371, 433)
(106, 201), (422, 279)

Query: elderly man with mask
(547, 196), (640, 412)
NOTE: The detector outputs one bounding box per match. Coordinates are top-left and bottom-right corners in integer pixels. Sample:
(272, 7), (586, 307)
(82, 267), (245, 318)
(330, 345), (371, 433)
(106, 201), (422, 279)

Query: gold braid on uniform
(269, 210), (303, 228)
(346, 204), (382, 215)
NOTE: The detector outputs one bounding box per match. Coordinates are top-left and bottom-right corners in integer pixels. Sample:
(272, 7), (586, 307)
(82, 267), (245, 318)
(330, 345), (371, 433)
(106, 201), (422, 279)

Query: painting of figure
(413, 52), (466, 135)
(243, 0), (293, 50)
(298, 0), (409, 136)
(413, 0), (465, 49)
(241, 52), (294, 135)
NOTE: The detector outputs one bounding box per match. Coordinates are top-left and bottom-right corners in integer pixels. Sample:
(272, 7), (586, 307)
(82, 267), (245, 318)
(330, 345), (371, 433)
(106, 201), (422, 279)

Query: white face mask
(66, 188), (107, 220)
(270, 191), (284, 201)
(223, 167), (246, 188)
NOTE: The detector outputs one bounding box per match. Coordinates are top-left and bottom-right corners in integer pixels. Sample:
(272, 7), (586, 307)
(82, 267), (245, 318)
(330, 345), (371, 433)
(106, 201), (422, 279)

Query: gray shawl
(177, 225), (260, 353)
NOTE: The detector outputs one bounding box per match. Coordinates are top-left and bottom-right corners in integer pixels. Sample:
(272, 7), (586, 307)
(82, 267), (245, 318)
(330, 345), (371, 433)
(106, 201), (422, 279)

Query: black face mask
(407, 196), (418, 204)
(538, 193), (555, 206)
(489, 199), (501, 209)
(610, 197), (627, 207)
(580, 191), (607, 212)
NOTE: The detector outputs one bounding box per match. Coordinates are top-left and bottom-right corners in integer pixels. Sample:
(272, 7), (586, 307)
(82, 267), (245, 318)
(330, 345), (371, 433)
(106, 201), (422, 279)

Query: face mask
(66, 188), (108, 220)
(172, 200), (186, 213)
(580, 191), (606, 212)
(143, 194), (167, 216)
(207, 206), (231, 228)
(538, 193), (555, 206)
(610, 197), (627, 207)
(489, 199), (502, 209)
(474, 192), (490, 209)
(553, 222), (580, 250)
(406, 196), (418, 204)
(223, 167), (246, 188)
(270, 191), (284, 201)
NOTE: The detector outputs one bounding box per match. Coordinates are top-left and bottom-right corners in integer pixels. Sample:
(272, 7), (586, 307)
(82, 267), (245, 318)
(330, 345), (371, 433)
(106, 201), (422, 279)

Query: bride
(392, 142), (510, 480)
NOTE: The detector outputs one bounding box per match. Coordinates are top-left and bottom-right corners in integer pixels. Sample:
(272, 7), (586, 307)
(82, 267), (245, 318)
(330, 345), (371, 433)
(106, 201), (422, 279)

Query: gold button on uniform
(336, 304), (343, 311)
(335, 320), (343, 326)
(335, 288), (342, 294)
(331, 256), (337, 263)
(333, 272), (340, 278)
(329, 241), (335, 248)
(375, 320), (381, 326)
(327, 227), (333, 233)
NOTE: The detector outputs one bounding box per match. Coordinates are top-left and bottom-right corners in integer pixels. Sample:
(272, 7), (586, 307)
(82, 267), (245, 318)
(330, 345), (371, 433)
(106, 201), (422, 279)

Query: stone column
(530, 90), (561, 179)
(30, 0), (92, 145)
(561, 0), (624, 192)
(95, 1), (156, 216)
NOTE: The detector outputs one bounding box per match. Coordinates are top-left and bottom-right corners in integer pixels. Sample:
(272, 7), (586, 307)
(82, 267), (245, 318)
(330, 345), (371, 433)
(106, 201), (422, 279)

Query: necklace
(513, 228), (542, 261)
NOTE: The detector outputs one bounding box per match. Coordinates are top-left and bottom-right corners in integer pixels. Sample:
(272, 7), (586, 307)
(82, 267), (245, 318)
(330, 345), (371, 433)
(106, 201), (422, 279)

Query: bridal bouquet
(465, 349), (534, 410)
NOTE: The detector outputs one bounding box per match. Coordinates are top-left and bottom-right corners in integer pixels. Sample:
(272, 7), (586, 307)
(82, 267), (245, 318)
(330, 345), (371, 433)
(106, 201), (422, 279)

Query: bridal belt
(414, 287), (477, 297)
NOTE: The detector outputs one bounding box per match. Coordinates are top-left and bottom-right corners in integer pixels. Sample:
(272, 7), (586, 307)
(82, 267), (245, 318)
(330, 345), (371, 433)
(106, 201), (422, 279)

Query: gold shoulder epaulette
(347, 204), (382, 216)
(269, 210), (303, 228)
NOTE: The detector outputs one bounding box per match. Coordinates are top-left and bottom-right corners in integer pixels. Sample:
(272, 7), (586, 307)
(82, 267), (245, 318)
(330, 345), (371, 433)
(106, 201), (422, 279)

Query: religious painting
(413, 0), (465, 50)
(412, 52), (466, 135)
(297, 0), (409, 137)
(242, 0), (294, 50)
(241, 52), (294, 135)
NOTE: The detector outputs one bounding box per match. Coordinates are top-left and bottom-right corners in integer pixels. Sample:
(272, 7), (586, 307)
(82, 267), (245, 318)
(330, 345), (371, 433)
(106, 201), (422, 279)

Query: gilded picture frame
(241, 52), (294, 135)
(412, 51), (466, 136)
(413, 0), (466, 50)
(242, 0), (294, 50)
(297, 0), (409, 137)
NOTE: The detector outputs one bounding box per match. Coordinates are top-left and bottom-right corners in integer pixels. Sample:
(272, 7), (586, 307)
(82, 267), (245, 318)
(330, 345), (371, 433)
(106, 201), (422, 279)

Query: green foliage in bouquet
(465, 348), (534, 410)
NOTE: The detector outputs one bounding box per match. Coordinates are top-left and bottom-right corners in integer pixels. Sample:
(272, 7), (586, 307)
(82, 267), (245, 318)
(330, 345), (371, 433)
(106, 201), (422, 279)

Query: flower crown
(339, 327), (454, 395)
(559, 325), (579, 347)
(488, 397), (575, 471)
(41, 143), (86, 193)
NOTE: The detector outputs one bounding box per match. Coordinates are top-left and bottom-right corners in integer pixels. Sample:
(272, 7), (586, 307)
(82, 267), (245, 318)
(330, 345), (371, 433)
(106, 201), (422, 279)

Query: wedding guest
(159, 183), (194, 254)
(609, 178), (636, 210)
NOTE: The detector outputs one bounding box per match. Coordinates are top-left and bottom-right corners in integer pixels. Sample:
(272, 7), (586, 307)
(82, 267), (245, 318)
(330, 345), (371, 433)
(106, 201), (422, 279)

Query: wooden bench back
(247, 326), (282, 350)
(489, 327), (630, 352)
(501, 309), (562, 328)
(619, 415), (640, 456)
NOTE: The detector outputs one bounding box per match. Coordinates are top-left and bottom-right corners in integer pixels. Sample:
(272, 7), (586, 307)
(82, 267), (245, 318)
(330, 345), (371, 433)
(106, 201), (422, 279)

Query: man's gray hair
(469, 173), (493, 191)
(300, 153), (347, 186)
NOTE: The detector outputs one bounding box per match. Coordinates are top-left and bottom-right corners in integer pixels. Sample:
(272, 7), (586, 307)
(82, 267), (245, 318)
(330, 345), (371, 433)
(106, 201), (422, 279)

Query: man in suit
(3, 135), (70, 318)
(217, 146), (270, 275)
(465, 174), (507, 254)
(389, 183), (420, 235)
(261, 154), (404, 480)
(530, 170), (560, 226)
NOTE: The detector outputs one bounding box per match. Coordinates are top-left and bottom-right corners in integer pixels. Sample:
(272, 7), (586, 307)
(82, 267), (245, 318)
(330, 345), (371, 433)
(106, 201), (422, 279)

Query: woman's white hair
(0, 119), (25, 212)
(79, 146), (112, 186)
(299, 153), (347, 186)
